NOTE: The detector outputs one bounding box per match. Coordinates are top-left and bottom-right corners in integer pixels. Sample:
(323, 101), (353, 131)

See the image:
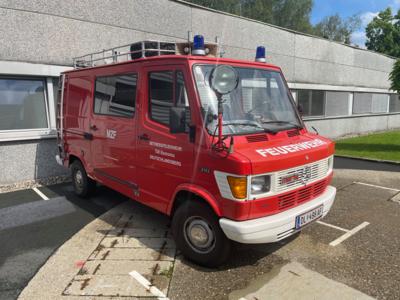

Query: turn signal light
(227, 176), (247, 200)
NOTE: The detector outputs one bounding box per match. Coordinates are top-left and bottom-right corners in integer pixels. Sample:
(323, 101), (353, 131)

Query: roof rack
(73, 39), (219, 69)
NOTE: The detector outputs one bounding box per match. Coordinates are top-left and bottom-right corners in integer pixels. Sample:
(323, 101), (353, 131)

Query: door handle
(138, 133), (150, 141)
(90, 124), (98, 131)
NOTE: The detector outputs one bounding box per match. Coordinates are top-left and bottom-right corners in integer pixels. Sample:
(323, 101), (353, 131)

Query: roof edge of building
(172, 0), (397, 61)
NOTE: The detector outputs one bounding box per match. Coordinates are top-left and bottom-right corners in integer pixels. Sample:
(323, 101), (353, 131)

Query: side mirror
(169, 107), (186, 134)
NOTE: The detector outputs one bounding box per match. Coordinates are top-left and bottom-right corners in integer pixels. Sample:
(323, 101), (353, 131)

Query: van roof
(63, 55), (281, 74)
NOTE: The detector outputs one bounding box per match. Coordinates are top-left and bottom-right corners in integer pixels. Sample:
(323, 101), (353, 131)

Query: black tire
(172, 201), (231, 267)
(70, 160), (96, 198)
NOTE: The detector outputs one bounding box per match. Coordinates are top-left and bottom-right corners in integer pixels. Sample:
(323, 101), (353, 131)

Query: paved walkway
(16, 161), (400, 299)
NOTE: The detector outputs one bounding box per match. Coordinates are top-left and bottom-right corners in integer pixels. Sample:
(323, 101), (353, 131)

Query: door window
(149, 70), (191, 127)
(149, 71), (174, 125)
(94, 74), (137, 118)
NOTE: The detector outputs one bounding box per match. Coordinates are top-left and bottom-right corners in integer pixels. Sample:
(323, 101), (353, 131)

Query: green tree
(390, 59), (400, 93)
(272, 0), (313, 33)
(313, 14), (361, 44)
(186, 0), (313, 33)
(365, 8), (400, 57)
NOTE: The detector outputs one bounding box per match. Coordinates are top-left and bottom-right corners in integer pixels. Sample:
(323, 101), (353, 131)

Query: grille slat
(278, 180), (327, 211)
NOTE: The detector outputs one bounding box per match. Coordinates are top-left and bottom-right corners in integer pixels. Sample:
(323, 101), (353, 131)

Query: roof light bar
(255, 46), (266, 63)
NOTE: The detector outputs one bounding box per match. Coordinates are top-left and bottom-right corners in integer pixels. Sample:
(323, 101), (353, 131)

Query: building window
(325, 91), (350, 117)
(389, 94), (400, 113)
(0, 77), (48, 131)
(353, 93), (389, 114)
(149, 71), (174, 126)
(297, 90), (325, 117)
(94, 74), (137, 118)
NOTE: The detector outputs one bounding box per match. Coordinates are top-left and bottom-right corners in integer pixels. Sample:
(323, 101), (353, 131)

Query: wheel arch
(168, 184), (222, 217)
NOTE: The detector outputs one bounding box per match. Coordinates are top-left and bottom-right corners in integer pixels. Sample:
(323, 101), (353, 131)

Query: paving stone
(81, 260), (174, 276)
(89, 247), (175, 261)
(99, 236), (175, 249)
(64, 274), (169, 297)
(115, 214), (170, 229)
(106, 227), (171, 238)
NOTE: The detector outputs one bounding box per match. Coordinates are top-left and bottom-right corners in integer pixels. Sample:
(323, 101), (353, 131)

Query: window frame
(93, 73), (138, 119)
(0, 75), (56, 142)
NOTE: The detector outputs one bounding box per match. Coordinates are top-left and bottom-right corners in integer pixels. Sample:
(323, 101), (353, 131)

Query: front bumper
(219, 185), (336, 244)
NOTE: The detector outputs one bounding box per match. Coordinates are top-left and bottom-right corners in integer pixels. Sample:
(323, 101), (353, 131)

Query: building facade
(0, 0), (399, 187)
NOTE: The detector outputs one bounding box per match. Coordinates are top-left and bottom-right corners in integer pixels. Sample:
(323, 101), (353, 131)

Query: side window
(175, 71), (191, 125)
(149, 71), (174, 125)
(94, 73), (137, 118)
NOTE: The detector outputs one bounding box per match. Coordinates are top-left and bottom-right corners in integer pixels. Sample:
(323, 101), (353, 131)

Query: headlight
(251, 175), (271, 195)
(227, 176), (247, 199)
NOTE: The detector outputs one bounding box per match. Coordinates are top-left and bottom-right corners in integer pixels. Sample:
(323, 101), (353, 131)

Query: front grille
(276, 157), (329, 193)
(278, 179), (328, 211)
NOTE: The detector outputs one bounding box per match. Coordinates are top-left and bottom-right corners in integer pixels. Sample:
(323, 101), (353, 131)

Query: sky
(311, 0), (400, 47)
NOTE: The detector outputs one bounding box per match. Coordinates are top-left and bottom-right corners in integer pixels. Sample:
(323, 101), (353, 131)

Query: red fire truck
(56, 36), (336, 267)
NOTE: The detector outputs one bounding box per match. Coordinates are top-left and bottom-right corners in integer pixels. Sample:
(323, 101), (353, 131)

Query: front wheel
(71, 160), (96, 197)
(172, 201), (231, 267)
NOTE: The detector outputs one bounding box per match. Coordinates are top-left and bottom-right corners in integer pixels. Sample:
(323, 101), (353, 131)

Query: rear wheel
(71, 160), (96, 197)
(172, 201), (231, 267)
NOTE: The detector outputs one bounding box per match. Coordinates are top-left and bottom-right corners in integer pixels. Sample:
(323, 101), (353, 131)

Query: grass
(335, 130), (400, 162)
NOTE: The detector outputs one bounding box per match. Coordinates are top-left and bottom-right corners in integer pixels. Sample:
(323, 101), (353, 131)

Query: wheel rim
(75, 170), (84, 190)
(183, 216), (216, 254)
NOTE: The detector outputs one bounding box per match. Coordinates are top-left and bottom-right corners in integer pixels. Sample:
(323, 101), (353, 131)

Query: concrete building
(0, 0), (399, 188)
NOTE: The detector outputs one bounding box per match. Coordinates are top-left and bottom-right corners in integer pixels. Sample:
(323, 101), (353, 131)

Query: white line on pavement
(354, 182), (400, 192)
(329, 222), (370, 247)
(129, 270), (169, 300)
(316, 220), (349, 232)
(32, 187), (49, 200)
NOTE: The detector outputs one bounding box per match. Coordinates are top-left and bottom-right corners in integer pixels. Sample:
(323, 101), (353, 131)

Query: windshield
(193, 65), (302, 135)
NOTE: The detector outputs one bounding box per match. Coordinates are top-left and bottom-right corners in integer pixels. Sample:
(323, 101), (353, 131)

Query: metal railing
(73, 40), (178, 69)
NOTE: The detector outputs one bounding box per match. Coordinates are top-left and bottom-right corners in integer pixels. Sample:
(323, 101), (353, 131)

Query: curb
(334, 154), (400, 166)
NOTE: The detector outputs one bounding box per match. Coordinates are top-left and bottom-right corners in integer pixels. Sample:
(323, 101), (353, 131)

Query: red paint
(58, 54), (335, 221)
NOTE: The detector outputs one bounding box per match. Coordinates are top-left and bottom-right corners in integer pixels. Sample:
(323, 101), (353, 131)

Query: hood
(233, 132), (335, 175)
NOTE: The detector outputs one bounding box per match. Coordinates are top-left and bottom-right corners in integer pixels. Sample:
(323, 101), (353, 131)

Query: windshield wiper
(221, 121), (277, 134)
(261, 120), (303, 130)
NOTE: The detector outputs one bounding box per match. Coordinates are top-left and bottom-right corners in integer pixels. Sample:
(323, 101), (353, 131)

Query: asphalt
(0, 183), (127, 300)
(1, 156), (400, 300)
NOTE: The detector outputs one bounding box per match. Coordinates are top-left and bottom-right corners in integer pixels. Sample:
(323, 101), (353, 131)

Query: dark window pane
(389, 94), (400, 112)
(310, 90), (325, 116)
(0, 78), (48, 130)
(297, 90), (311, 116)
(297, 90), (324, 117)
(94, 74), (137, 118)
(150, 71), (173, 125)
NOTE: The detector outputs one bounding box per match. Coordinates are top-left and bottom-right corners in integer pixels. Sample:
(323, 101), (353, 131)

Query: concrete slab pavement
(17, 163), (400, 300)
(229, 262), (374, 300)
(18, 200), (175, 300)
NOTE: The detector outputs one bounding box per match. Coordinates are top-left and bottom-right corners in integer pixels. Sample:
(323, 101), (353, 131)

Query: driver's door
(135, 65), (195, 213)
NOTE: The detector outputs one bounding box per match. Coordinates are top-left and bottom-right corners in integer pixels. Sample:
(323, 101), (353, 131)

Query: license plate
(295, 205), (323, 229)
